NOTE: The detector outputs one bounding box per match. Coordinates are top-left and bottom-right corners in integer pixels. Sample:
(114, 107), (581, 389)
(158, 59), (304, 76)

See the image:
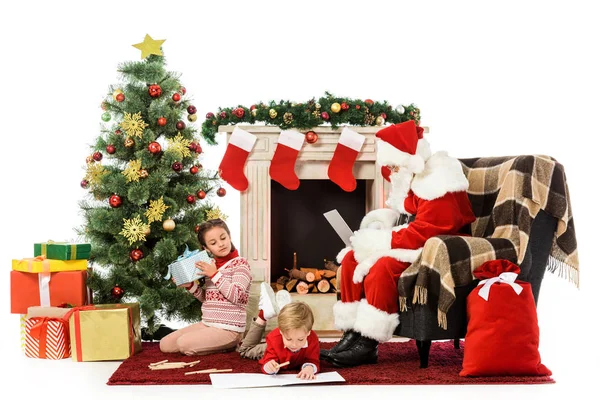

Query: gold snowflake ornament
(145, 196), (169, 223)
(120, 215), (150, 245)
(120, 112), (149, 138)
(206, 207), (228, 221)
(85, 163), (108, 189)
(122, 159), (142, 182)
(166, 133), (192, 159)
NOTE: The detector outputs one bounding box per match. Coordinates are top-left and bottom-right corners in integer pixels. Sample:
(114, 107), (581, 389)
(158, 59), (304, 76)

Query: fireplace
(221, 125), (389, 330)
(221, 125), (389, 282)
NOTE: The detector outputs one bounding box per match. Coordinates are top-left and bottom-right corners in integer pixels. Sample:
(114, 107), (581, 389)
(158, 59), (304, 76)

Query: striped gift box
(25, 317), (70, 359)
(20, 314), (26, 353)
(164, 248), (211, 286)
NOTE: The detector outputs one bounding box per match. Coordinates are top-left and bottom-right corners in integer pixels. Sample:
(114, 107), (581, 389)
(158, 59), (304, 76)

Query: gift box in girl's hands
(164, 246), (212, 286)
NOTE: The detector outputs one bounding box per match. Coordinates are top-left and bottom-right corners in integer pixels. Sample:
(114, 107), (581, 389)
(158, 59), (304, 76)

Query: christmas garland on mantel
(200, 92), (420, 144)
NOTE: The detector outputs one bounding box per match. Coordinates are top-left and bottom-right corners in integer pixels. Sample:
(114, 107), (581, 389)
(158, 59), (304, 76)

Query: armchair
(395, 155), (577, 368)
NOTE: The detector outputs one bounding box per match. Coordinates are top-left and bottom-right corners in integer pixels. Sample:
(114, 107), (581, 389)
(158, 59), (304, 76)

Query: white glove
(353, 253), (381, 283)
(350, 228), (392, 264)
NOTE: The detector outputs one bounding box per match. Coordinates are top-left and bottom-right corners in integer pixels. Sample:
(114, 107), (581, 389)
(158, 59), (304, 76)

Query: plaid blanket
(397, 155), (579, 329)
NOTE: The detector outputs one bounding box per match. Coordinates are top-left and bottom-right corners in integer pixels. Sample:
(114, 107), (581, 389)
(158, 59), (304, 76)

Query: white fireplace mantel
(219, 125), (426, 283)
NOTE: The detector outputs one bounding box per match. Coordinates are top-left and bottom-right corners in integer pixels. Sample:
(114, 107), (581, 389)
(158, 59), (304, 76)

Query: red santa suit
(333, 121), (476, 343)
(259, 328), (320, 374)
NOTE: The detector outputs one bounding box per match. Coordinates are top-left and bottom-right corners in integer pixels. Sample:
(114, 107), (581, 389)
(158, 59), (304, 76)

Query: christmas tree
(77, 35), (226, 334)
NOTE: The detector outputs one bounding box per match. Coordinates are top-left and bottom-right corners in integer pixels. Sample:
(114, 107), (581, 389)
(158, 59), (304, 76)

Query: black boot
(328, 334), (379, 367)
(320, 330), (361, 361)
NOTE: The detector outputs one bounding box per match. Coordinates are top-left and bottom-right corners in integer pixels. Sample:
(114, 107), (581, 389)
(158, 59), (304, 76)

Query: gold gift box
(69, 303), (142, 362)
(12, 258), (88, 273)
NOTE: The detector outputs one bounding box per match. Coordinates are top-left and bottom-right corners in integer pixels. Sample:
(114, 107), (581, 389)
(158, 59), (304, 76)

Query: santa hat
(376, 120), (431, 181)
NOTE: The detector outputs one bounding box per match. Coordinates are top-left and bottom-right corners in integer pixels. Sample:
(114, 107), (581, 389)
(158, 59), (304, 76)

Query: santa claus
(321, 120), (476, 367)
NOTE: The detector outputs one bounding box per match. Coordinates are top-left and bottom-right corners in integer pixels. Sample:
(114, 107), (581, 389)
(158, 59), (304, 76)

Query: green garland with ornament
(200, 92), (420, 144)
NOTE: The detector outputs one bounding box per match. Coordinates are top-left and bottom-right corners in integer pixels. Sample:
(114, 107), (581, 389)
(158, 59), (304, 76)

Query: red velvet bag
(460, 259), (551, 377)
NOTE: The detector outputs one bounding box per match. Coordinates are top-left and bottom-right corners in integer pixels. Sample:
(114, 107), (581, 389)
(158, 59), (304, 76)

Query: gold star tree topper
(132, 34), (166, 59)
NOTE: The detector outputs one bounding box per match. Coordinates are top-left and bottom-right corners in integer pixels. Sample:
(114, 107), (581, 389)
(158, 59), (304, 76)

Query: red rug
(107, 341), (554, 385)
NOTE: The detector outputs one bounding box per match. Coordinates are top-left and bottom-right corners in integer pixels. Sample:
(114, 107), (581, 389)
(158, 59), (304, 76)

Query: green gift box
(34, 241), (91, 260)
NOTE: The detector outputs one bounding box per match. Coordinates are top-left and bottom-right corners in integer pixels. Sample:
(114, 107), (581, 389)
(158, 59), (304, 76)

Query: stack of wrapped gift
(10, 241), (91, 314)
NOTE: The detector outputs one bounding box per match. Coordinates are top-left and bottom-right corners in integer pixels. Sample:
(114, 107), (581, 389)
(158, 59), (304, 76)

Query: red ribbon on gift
(29, 316), (69, 358)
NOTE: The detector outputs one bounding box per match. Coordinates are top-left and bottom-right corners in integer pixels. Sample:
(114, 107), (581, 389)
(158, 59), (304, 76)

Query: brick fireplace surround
(221, 125), (424, 332)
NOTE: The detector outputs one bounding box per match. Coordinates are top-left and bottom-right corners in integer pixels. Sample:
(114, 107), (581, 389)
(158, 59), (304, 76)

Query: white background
(1, 1), (598, 399)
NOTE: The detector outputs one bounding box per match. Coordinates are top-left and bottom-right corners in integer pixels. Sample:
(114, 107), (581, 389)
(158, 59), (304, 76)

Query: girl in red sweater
(160, 219), (252, 355)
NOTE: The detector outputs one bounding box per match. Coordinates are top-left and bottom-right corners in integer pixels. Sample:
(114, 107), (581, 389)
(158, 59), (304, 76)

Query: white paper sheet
(323, 210), (354, 247)
(209, 371), (346, 389)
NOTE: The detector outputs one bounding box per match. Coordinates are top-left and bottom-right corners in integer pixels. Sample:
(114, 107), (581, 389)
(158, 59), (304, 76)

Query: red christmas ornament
(148, 141), (162, 154)
(341, 102), (349, 111)
(194, 225), (200, 233)
(233, 107), (245, 118)
(219, 111), (227, 119)
(381, 112), (387, 120)
(216, 187), (226, 197)
(92, 151), (103, 162)
(172, 162), (183, 172)
(305, 131), (318, 144)
(111, 285), (125, 299)
(176, 121), (186, 130)
(179, 86), (187, 95)
(250, 104), (257, 111)
(101, 101), (108, 111)
(187, 105), (197, 114)
(116, 93), (125, 102)
(195, 143), (202, 154)
(109, 194), (122, 208)
(80, 179), (89, 189)
(355, 105), (361, 110)
(320, 112), (330, 121)
(186, 195), (196, 204)
(196, 190), (206, 199)
(148, 84), (162, 98)
(364, 99), (374, 106)
(115, 129), (122, 135)
(130, 249), (144, 262)
(206, 112), (214, 119)
(106, 144), (116, 154)
(157, 117), (167, 126)
(172, 93), (181, 102)
(188, 142), (197, 152)
(190, 166), (199, 174)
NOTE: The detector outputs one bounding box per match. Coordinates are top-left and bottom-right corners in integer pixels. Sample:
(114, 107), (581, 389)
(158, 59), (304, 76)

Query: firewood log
(324, 260), (340, 273)
(276, 276), (289, 291)
(288, 268), (315, 282)
(286, 278), (298, 292)
(307, 283), (315, 292)
(320, 270), (337, 279)
(300, 268), (322, 281)
(317, 279), (331, 293)
(296, 281), (309, 295)
(311, 285), (319, 293)
(330, 278), (338, 292)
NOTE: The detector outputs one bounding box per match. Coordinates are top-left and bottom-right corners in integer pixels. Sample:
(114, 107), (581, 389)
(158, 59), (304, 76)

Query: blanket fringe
(412, 286), (428, 305)
(399, 296), (407, 312)
(438, 309), (448, 330)
(547, 256), (580, 288)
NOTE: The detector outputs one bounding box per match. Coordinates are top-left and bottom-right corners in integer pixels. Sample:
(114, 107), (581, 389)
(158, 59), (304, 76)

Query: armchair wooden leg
(454, 338), (460, 349)
(416, 340), (431, 368)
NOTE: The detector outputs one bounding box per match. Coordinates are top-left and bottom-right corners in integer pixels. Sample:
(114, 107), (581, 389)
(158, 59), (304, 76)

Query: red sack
(460, 259), (551, 377)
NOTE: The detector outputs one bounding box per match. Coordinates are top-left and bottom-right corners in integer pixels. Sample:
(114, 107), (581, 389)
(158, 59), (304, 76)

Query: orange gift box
(10, 270), (89, 314)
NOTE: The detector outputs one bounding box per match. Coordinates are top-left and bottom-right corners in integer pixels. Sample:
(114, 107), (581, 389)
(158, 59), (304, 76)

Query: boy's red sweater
(258, 328), (320, 374)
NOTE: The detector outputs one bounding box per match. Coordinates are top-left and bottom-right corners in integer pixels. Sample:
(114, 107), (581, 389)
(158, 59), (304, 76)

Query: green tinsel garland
(200, 92), (420, 144)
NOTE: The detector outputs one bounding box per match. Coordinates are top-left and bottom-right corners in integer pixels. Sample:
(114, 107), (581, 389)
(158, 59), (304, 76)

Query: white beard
(385, 168), (413, 214)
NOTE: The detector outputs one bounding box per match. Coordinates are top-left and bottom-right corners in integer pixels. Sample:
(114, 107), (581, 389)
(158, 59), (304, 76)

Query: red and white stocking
(269, 129), (305, 190)
(327, 127), (366, 192)
(218, 127), (257, 192)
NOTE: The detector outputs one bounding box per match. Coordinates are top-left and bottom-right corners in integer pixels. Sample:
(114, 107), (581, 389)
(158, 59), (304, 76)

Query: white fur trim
(416, 138), (431, 161)
(350, 229), (392, 264)
(333, 301), (360, 331)
(377, 139), (424, 174)
(359, 208), (401, 230)
(352, 246), (422, 283)
(339, 127), (366, 151)
(411, 151), (469, 200)
(392, 223), (408, 232)
(230, 126), (257, 152)
(278, 129), (305, 150)
(336, 247), (353, 264)
(376, 140), (412, 167)
(353, 299), (399, 342)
